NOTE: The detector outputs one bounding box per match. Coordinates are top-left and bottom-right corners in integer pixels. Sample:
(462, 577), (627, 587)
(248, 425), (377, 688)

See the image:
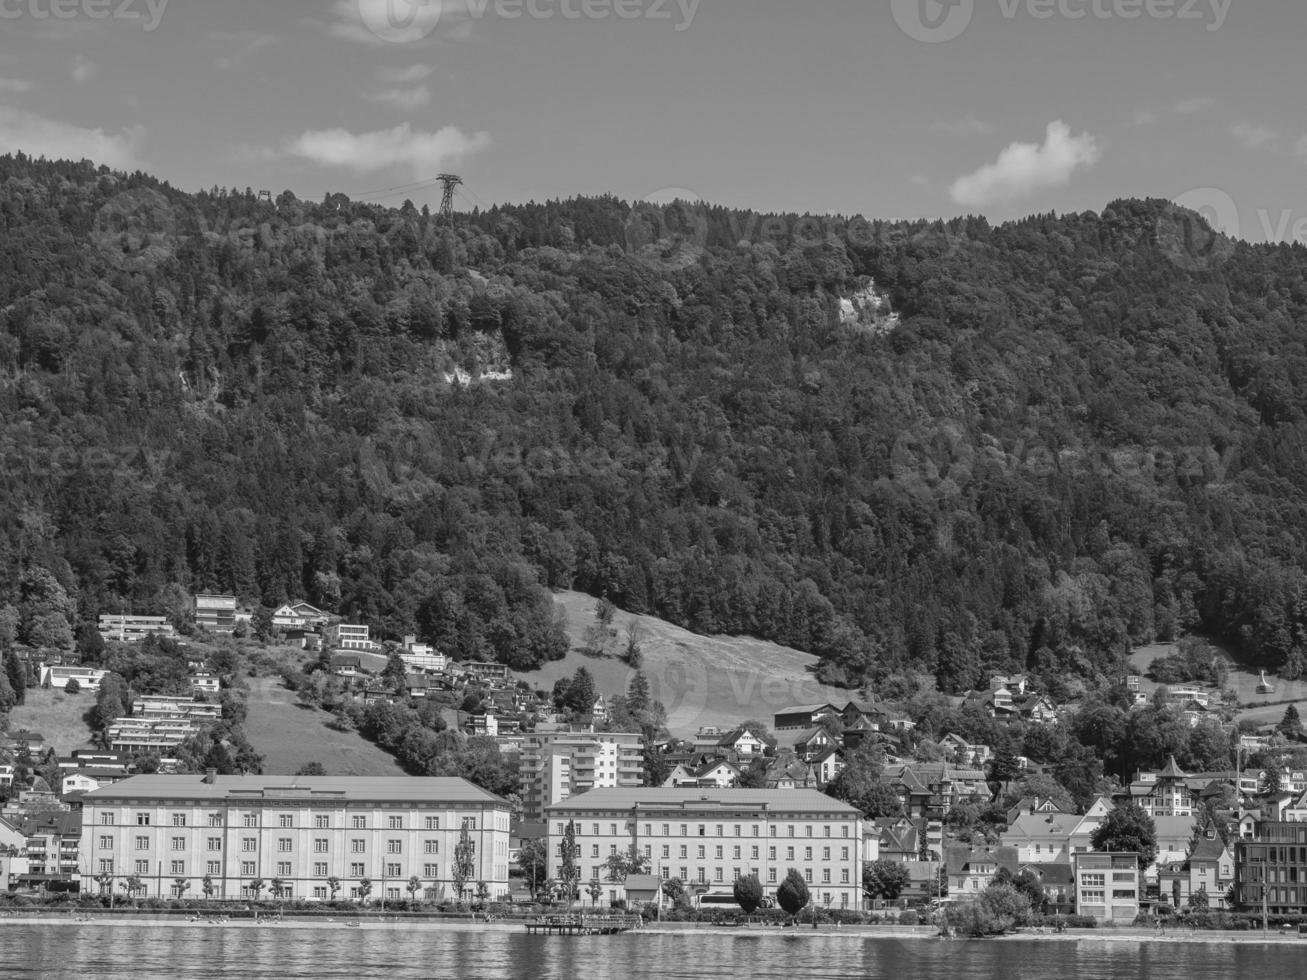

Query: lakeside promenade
(3, 912), (1306, 944)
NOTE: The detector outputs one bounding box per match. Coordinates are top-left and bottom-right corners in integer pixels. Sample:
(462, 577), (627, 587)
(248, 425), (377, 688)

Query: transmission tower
(438, 174), (463, 223)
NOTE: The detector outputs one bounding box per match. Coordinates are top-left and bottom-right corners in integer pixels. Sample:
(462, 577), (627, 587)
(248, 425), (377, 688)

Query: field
(243, 675), (406, 777)
(1130, 641), (1307, 729)
(7, 687), (98, 755)
(520, 590), (857, 738)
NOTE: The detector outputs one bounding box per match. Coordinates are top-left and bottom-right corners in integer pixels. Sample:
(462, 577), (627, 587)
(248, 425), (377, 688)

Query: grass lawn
(520, 590), (857, 738)
(7, 687), (98, 755)
(243, 675), (406, 777)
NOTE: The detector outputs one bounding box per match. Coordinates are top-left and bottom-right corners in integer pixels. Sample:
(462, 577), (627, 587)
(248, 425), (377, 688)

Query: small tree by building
(586, 878), (603, 908)
(558, 820), (581, 902)
(733, 873), (764, 915)
(1090, 801), (1158, 870)
(476, 880), (491, 906)
(518, 837), (548, 900)
(776, 869), (810, 924)
(173, 877), (190, 900)
(64, 677), (81, 694)
(249, 877), (265, 902)
(202, 874), (214, 901)
(453, 821), (477, 903)
(407, 875), (421, 904)
(327, 876), (341, 901)
(863, 859), (912, 902)
(357, 877), (372, 904)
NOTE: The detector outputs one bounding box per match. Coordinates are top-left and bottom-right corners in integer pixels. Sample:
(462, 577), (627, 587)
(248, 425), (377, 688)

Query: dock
(524, 913), (643, 936)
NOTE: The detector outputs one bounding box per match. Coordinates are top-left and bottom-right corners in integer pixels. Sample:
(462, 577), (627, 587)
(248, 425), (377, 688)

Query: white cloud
(366, 64), (434, 110)
(932, 115), (995, 136)
(1230, 121), (1278, 150)
(0, 78), (35, 94)
(379, 64), (434, 84)
(1174, 97), (1216, 114)
(285, 122), (489, 176)
(0, 105), (144, 170)
(214, 33), (281, 70)
(72, 55), (99, 85)
(366, 87), (432, 111)
(950, 121), (1101, 209)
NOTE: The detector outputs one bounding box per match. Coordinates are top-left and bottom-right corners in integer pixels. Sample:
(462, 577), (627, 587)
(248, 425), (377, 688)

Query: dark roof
(1021, 862), (1075, 887)
(17, 811), (82, 837)
(945, 844), (1019, 877)
(545, 787), (859, 814)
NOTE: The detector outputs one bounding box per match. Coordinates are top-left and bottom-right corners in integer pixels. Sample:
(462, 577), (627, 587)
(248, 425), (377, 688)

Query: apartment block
(194, 595), (237, 634)
(97, 615), (176, 644)
(546, 788), (864, 910)
(328, 623), (375, 652)
(1073, 852), (1140, 923)
(80, 774), (512, 903)
(519, 731), (644, 822)
(38, 664), (108, 692)
(1234, 821), (1307, 915)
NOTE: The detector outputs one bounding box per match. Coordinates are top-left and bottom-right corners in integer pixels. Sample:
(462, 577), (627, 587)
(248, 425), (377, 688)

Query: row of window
(96, 860), (461, 879)
(103, 813), (476, 831)
(622, 866), (849, 885)
(580, 842), (851, 862)
(109, 836), (448, 855)
(558, 822), (850, 839)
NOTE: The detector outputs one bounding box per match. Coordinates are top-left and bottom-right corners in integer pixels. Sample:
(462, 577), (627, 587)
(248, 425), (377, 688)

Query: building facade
(1072, 852), (1140, 923)
(97, 615), (176, 644)
(519, 731), (644, 822)
(80, 774), (512, 902)
(545, 788), (864, 910)
(1234, 821), (1307, 915)
(328, 623), (375, 652)
(38, 664), (108, 692)
(194, 595), (237, 633)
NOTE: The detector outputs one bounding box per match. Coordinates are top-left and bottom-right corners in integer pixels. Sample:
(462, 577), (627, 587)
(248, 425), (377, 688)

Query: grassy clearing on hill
(243, 675), (406, 777)
(7, 688), (98, 755)
(522, 591), (857, 738)
(1131, 641), (1307, 725)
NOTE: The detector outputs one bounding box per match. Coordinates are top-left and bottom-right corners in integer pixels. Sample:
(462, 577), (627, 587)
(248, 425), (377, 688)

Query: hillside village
(3, 591), (1307, 924)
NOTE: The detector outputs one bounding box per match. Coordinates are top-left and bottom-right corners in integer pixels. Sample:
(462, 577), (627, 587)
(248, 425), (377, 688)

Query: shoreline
(2, 916), (1306, 944)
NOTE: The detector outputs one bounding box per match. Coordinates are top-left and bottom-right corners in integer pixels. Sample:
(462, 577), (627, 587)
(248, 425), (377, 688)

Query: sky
(0, 0), (1303, 242)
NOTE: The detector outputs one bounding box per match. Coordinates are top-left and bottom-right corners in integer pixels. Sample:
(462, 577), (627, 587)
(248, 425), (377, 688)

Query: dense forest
(3, 153), (1307, 699)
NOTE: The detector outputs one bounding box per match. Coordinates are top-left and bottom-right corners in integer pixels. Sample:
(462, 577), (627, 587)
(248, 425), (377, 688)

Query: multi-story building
(1000, 797), (1110, 864)
(1072, 852), (1140, 923)
(191, 673), (221, 698)
(546, 788), (864, 910)
(80, 774), (512, 903)
(271, 602), (330, 631)
(133, 695), (223, 721)
(519, 731), (644, 822)
(38, 664), (109, 692)
(1234, 821), (1307, 915)
(400, 636), (447, 673)
(194, 595), (237, 633)
(16, 811), (82, 888)
(96, 615), (176, 644)
(106, 718), (199, 754)
(328, 623), (375, 652)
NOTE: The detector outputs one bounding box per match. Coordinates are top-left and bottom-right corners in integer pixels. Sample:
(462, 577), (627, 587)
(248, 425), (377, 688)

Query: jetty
(524, 913), (643, 936)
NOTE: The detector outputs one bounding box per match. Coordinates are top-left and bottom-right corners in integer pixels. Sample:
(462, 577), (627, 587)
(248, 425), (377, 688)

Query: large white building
(519, 731), (644, 822)
(80, 774), (512, 903)
(97, 615), (176, 644)
(545, 787), (865, 910)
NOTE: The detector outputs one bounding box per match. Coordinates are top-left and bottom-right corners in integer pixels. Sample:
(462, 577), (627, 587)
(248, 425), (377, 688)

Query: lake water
(0, 923), (1302, 979)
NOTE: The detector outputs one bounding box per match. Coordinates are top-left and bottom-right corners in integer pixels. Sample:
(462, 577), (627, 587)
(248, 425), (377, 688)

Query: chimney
(204, 768), (217, 784)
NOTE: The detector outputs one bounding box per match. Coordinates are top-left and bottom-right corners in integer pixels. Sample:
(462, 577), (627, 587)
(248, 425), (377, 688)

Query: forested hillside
(3, 153), (1307, 700)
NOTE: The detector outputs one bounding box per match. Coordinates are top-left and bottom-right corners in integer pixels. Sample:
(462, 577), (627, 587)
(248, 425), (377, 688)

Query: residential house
(465, 662), (510, 684)
(399, 636), (447, 673)
(96, 615), (175, 644)
(194, 594), (237, 633)
(716, 727), (769, 758)
(875, 817), (922, 863)
(327, 623), (375, 652)
(1073, 852), (1140, 923)
(190, 672), (221, 698)
(1019, 862), (1075, 912)
(793, 726), (839, 761)
(1233, 820), (1307, 914)
(271, 601), (330, 631)
(1157, 823), (1233, 909)
(14, 811), (81, 890)
(1001, 806), (1105, 864)
(945, 844), (1019, 895)
(809, 746), (844, 786)
(773, 704), (838, 732)
(940, 733), (992, 767)
(518, 731), (644, 822)
(38, 664), (108, 692)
